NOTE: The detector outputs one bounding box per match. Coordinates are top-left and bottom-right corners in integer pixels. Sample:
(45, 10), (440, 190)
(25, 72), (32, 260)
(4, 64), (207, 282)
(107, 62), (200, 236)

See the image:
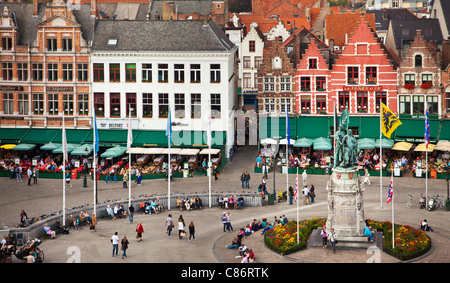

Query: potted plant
(403, 83), (415, 89)
(420, 82), (432, 89)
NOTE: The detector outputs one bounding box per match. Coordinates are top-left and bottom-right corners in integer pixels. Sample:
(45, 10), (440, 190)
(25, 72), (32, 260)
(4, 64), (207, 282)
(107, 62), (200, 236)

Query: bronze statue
(334, 109), (357, 169)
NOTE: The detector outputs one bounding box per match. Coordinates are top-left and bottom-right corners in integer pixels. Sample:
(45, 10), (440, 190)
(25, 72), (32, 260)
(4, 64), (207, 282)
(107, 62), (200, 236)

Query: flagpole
(128, 108), (132, 208)
(296, 167), (299, 244)
(62, 115), (66, 226)
(391, 170), (394, 249)
(93, 107), (97, 216)
(425, 102), (428, 205)
(380, 99), (383, 209)
(208, 112), (212, 208)
(286, 105), (289, 206)
(167, 109), (172, 210)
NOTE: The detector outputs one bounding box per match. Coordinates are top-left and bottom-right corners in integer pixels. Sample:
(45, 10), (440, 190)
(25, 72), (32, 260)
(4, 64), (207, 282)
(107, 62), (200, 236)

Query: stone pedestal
(326, 167), (365, 238)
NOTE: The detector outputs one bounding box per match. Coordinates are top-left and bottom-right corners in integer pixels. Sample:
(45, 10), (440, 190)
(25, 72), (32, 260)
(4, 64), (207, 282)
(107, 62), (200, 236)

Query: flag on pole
(62, 118), (68, 163)
(166, 108), (172, 144)
(127, 114), (133, 149)
(286, 110), (290, 147)
(207, 112), (212, 148)
(380, 102), (402, 139)
(425, 107), (430, 149)
(387, 175), (393, 204)
(293, 174), (298, 202)
(93, 111), (99, 156)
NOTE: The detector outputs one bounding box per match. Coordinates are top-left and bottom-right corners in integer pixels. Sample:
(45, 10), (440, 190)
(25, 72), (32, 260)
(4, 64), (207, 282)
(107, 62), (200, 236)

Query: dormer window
(308, 58), (317, 69)
(107, 38), (118, 47)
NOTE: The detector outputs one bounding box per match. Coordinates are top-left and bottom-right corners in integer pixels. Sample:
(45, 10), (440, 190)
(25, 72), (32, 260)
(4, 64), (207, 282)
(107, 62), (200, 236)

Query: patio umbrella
(375, 138), (394, 149)
(293, 138), (313, 148)
(414, 143), (435, 152)
(391, 142), (413, 151)
(279, 138), (296, 145)
(357, 138), (376, 150)
(260, 138), (278, 145)
(435, 141), (450, 152)
(0, 144), (17, 150)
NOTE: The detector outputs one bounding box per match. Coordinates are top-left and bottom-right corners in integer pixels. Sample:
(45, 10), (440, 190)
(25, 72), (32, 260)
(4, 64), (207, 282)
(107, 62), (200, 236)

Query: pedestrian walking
(301, 186), (310, 205)
(32, 167), (38, 184)
(302, 170), (307, 187)
(135, 222), (144, 242)
(222, 212), (228, 232)
(328, 228), (337, 253)
(90, 213), (97, 232)
(188, 221), (196, 241)
(111, 232), (119, 257)
(123, 171), (128, 189)
(27, 167), (33, 186)
(240, 172), (245, 188)
(244, 171), (250, 188)
(105, 169), (111, 184)
(178, 217), (185, 239)
(128, 204), (134, 223)
(309, 185), (316, 203)
(362, 168), (371, 185)
(121, 236), (129, 259)
(165, 214), (174, 237)
(226, 212), (234, 231)
(288, 186), (294, 205)
(65, 172), (72, 189)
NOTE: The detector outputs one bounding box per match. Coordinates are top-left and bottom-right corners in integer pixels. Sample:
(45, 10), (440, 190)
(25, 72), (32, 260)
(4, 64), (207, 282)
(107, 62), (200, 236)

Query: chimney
(33, 0), (38, 16)
(382, 8), (387, 21)
(91, 0), (97, 17)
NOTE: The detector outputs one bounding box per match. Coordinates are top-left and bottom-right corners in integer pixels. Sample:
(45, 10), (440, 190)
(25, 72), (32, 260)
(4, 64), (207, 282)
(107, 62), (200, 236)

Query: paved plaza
(1, 145), (449, 264)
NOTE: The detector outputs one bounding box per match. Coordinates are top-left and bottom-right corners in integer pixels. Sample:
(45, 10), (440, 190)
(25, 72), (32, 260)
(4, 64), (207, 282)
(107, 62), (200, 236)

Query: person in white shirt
(301, 186), (310, 205)
(111, 232), (119, 256)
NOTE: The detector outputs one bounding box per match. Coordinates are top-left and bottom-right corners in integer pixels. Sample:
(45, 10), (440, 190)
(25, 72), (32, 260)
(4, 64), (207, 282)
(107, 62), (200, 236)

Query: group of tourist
(176, 196), (203, 211)
(217, 195), (245, 209)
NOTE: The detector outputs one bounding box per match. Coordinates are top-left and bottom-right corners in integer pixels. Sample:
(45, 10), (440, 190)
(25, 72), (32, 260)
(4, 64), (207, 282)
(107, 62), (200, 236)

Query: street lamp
(83, 147), (88, 187)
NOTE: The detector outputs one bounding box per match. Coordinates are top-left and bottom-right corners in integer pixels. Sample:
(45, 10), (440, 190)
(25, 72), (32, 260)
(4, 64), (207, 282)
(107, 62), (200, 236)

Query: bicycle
(406, 194), (413, 208)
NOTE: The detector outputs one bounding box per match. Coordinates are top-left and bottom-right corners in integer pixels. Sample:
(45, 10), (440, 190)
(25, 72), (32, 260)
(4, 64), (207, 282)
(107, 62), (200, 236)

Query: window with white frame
(399, 95), (411, 115)
(3, 93), (13, 114)
(175, 93), (185, 118)
(210, 93), (221, 118)
(191, 93), (201, 118)
(18, 93), (28, 115)
(264, 98), (275, 113)
(63, 94), (74, 115)
(264, 77), (275, 92)
(142, 93), (153, 118)
(48, 93), (59, 115)
(280, 98), (291, 113)
(158, 64), (168, 83)
(190, 64), (201, 83)
(280, 77), (291, 92)
(33, 93), (44, 115)
(62, 63), (73, 81)
(243, 73), (251, 88)
(427, 96), (439, 115)
(18, 63), (28, 81)
(78, 94), (89, 116)
(174, 64), (185, 83)
(142, 64), (152, 82)
(77, 63), (88, 82)
(210, 64), (221, 83)
(2, 62), (12, 80)
(159, 93), (169, 118)
(47, 63), (58, 81)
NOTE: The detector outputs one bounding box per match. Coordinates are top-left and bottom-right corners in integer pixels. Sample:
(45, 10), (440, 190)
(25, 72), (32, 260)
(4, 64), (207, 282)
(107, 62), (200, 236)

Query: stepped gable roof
(0, 2), (94, 45)
(92, 19), (235, 52)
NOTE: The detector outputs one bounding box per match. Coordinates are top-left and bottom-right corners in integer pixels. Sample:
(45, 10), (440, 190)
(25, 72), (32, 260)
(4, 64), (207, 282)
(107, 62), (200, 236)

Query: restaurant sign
(343, 86), (383, 91)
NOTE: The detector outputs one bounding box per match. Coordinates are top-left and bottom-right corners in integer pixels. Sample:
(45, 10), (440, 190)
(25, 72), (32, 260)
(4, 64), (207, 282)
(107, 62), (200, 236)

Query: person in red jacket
(136, 222), (144, 242)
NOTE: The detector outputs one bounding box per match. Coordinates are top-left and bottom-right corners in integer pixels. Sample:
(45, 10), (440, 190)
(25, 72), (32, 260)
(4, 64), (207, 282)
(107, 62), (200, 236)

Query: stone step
(309, 228), (383, 250)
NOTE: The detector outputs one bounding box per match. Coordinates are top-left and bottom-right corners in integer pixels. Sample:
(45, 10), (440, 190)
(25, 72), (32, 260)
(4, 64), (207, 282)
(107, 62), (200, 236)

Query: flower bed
(264, 218), (326, 255)
(366, 219), (431, 261)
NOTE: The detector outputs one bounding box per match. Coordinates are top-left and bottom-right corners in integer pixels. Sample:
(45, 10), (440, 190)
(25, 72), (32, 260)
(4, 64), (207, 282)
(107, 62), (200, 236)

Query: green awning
(375, 138), (394, 149)
(40, 142), (60, 151)
(357, 138), (376, 150)
(52, 144), (78, 154)
(438, 120), (450, 142)
(85, 129), (133, 147)
(70, 144), (93, 156)
(297, 116), (329, 139)
(293, 137), (314, 148)
(359, 117), (380, 139)
(20, 128), (60, 144)
(0, 128), (30, 144)
(51, 129), (90, 144)
(12, 143), (36, 151)
(395, 119), (440, 142)
(133, 130), (167, 147)
(101, 146), (128, 157)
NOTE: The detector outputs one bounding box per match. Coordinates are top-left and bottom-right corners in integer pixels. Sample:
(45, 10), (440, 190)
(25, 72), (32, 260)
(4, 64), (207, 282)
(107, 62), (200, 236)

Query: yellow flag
(381, 102), (402, 139)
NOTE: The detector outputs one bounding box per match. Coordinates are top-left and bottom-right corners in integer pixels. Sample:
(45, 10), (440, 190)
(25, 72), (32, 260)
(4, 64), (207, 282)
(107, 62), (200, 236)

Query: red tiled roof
(325, 12), (376, 47)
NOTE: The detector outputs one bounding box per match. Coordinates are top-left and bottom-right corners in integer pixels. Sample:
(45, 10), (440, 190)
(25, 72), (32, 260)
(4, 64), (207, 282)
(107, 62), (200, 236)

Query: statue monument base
(326, 167), (371, 248)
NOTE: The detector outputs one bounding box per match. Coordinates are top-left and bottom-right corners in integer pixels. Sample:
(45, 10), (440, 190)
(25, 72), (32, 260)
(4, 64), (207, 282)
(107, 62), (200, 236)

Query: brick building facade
(0, 0), (93, 128)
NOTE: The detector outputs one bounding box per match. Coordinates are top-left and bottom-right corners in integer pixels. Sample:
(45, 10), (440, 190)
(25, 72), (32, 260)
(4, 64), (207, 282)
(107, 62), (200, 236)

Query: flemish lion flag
(381, 102), (402, 139)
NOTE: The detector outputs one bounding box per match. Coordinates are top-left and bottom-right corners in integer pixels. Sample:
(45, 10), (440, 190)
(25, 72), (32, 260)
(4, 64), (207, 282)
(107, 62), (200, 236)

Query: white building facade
(91, 19), (237, 157)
